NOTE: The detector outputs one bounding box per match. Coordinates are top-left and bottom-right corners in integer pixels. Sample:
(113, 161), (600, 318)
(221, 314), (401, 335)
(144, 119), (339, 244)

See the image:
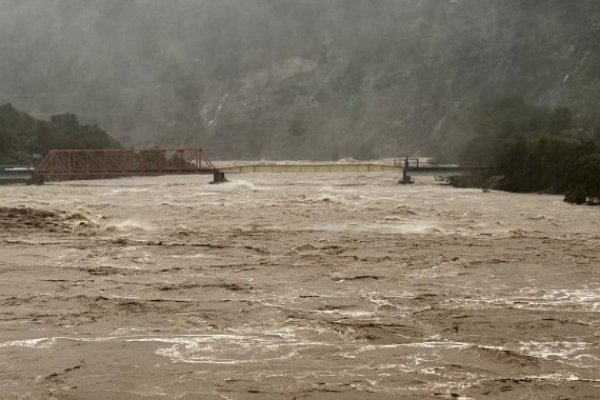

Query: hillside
(1, 1), (599, 160)
(0, 104), (121, 164)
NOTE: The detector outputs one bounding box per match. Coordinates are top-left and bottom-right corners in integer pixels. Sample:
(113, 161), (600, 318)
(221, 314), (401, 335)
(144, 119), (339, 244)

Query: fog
(1, 0), (599, 159)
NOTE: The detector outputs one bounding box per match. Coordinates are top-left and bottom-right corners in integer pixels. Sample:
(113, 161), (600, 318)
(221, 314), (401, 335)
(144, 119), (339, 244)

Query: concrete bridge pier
(211, 171), (228, 184)
(399, 157), (414, 184)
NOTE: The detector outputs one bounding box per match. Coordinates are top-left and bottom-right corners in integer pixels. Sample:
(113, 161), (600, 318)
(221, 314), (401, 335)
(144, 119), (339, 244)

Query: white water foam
(104, 219), (157, 232)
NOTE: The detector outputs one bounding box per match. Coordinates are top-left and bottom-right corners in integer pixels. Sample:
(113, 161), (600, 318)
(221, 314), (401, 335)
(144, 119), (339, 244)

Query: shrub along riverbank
(456, 97), (600, 205)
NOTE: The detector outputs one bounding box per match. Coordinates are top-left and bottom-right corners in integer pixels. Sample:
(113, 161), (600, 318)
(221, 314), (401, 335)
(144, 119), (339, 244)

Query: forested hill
(1, 1), (599, 160)
(0, 104), (120, 164)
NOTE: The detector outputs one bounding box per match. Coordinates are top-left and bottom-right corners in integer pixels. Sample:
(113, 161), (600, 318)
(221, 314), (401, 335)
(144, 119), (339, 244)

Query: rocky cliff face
(1, 0), (599, 159)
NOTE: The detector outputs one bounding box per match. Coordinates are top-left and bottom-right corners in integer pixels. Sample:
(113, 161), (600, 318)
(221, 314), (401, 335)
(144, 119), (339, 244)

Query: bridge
(218, 163), (399, 174)
(0, 148), (225, 184)
(0, 153), (484, 185)
(396, 158), (486, 184)
(219, 158), (485, 183)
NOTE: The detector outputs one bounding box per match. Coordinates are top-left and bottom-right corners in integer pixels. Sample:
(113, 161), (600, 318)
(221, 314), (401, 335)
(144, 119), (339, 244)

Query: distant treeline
(0, 103), (121, 164)
(458, 97), (600, 205)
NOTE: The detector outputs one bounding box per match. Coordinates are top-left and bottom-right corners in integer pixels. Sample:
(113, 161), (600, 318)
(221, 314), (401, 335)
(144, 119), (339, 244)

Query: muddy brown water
(0, 173), (599, 399)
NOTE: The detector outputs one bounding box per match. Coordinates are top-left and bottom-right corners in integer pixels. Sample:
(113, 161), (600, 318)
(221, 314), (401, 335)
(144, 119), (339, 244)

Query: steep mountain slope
(1, 0), (599, 159)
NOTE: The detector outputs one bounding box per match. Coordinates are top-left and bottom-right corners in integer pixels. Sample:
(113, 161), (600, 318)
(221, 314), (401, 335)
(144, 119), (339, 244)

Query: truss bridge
(31, 148), (223, 183)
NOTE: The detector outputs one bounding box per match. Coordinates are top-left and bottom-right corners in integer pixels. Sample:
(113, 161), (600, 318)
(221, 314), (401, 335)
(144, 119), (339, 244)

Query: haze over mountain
(1, 0), (599, 160)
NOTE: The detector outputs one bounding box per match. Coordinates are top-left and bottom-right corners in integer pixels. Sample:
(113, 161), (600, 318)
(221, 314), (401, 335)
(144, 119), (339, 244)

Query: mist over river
(1, 172), (599, 399)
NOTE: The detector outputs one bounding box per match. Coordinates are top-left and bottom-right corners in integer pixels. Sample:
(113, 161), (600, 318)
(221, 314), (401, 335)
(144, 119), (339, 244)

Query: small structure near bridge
(0, 165), (36, 184)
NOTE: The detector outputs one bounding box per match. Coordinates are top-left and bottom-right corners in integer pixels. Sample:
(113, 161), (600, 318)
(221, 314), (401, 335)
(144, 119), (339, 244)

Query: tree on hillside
(0, 103), (37, 163)
(0, 104), (121, 164)
(457, 97), (600, 203)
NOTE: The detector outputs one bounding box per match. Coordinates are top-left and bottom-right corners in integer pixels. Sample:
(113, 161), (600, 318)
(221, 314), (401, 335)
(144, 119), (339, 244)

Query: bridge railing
(0, 165), (35, 172)
(393, 157), (438, 168)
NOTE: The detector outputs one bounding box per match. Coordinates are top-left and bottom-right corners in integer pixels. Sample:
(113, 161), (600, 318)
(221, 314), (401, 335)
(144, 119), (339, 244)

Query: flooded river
(1, 172), (599, 399)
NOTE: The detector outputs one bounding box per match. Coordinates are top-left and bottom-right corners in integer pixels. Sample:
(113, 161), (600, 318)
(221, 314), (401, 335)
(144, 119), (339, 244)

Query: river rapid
(0, 172), (599, 399)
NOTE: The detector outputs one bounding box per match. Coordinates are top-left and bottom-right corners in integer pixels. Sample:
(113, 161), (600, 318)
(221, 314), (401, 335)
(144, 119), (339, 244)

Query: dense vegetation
(1, 1), (599, 159)
(459, 98), (600, 204)
(0, 103), (121, 164)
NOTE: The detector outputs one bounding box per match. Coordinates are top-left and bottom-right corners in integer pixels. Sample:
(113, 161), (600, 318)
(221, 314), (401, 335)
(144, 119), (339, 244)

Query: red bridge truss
(33, 148), (222, 182)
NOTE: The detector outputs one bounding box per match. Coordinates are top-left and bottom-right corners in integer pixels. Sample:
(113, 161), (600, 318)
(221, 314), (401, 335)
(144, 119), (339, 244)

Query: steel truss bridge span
(32, 148), (220, 183)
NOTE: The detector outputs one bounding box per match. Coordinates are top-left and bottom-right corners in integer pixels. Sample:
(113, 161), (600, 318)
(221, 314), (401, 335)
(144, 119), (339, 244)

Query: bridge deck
(405, 165), (485, 177)
(218, 162), (484, 177)
(219, 163), (399, 174)
(2, 157), (484, 184)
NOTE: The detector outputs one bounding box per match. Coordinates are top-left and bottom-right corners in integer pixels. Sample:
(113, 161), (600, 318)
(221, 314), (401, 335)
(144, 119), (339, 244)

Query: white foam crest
(104, 219), (157, 232)
(541, 289), (600, 309)
(148, 335), (331, 364)
(167, 253), (206, 259)
(0, 334), (248, 349)
(0, 334), (327, 365)
(212, 179), (259, 192)
(356, 341), (473, 353)
(0, 338), (55, 349)
(305, 221), (441, 235)
(452, 292), (600, 312)
(317, 309), (374, 318)
(103, 188), (150, 196)
(518, 341), (599, 365)
(517, 373), (600, 382)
